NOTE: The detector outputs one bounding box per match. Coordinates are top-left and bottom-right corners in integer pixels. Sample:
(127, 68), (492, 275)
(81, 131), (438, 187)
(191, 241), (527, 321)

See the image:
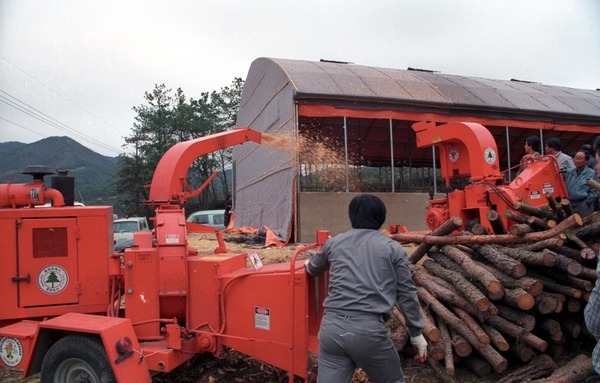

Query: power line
(0, 116), (47, 137)
(0, 56), (127, 154)
(0, 90), (122, 155)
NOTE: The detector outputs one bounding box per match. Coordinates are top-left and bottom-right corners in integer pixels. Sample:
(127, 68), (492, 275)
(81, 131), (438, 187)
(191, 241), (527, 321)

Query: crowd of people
(520, 135), (600, 218)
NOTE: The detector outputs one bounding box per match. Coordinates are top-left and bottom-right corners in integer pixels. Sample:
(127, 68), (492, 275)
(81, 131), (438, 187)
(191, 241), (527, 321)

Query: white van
(186, 209), (226, 230)
(113, 216), (150, 244)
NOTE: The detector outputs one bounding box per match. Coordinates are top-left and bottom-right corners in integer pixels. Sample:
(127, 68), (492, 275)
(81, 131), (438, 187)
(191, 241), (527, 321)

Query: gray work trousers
(317, 310), (405, 383)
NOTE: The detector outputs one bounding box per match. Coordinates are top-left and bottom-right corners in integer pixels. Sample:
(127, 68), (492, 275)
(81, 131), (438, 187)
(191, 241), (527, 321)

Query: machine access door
(17, 218), (79, 307)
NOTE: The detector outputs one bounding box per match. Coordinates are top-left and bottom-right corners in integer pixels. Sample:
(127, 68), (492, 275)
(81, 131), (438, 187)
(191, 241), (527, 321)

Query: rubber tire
(40, 334), (117, 383)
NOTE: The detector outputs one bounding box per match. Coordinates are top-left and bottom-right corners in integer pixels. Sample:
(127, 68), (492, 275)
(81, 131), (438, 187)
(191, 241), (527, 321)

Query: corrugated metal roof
(268, 57), (600, 124)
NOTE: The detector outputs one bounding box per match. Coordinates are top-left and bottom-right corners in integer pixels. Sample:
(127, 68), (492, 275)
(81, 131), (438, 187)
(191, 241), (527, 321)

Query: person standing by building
(305, 194), (427, 383)
(584, 146), (600, 375)
(224, 195), (233, 228)
(564, 150), (598, 218)
(518, 136), (542, 173)
(544, 137), (575, 173)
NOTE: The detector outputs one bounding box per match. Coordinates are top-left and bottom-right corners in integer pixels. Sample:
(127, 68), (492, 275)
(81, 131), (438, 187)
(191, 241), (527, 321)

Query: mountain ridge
(0, 136), (119, 205)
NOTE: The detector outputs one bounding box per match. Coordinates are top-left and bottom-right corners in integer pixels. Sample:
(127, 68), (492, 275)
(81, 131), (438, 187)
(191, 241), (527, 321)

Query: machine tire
(40, 334), (116, 383)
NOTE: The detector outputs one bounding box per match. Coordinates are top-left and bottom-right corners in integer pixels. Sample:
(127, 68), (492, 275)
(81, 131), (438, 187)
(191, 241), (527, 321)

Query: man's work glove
(410, 334), (428, 363)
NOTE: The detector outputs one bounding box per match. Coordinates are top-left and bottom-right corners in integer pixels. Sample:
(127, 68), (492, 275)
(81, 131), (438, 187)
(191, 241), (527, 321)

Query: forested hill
(0, 137), (119, 205)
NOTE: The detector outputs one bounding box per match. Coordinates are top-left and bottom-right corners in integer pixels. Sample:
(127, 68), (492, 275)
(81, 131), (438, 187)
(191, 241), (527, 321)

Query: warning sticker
(0, 337), (23, 367)
(248, 252), (263, 270)
(542, 183), (554, 194)
(165, 234), (179, 244)
(530, 190), (541, 200)
(255, 306), (271, 330)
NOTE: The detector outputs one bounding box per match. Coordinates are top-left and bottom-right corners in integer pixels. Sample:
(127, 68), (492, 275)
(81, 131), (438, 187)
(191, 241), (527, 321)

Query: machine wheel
(40, 334), (116, 383)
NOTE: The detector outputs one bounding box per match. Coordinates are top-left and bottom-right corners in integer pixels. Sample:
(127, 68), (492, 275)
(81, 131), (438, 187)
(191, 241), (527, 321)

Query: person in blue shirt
(305, 194), (426, 383)
(545, 137), (575, 174)
(564, 150), (598, 218)
(584, 146), (600, 375)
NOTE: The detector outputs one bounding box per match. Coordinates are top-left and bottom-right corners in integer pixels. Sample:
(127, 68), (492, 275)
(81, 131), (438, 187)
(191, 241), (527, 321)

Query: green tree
(116, 80), (244, 216)
(209, 78), (244, 198)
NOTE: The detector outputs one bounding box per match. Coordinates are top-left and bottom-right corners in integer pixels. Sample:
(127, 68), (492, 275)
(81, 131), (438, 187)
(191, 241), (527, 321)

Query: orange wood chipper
(0, 127), (328, 383)
(412, 121), (569, 232)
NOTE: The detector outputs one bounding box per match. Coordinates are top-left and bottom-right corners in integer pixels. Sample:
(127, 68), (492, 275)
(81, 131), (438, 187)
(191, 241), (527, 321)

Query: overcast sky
(1, 0), (599, 157)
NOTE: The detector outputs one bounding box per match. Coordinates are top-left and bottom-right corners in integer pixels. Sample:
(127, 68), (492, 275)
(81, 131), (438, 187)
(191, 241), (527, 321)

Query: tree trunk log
(422, 259), (492, 312)
(572, 218), (600, 242)
(482, 313), (548, 352)
(529, 272), (583, 299)
(509, 341), (535, 362)
(487, 209), (507, 235)
(436, 314), (455, 376)
(428, 339), (446, 361)
(543, 249), (584, 276)
(463, 355), (492, 377)
(561, 199), (575, 217)
(477, 262), (543, 297)
(412, 266), (485, 318)
(471, 223), (489, 235)
(394, 213), (583, 245)
(420, 305), (442, 342)
(502, 287), (535, 311)
(561, 319), (582, 339)
(534, 292), (559, 315)
(514, 201), (556, 220)
(504, 209), (530, 225)
(496, 354), (556, 383)
(453, 307), (490, 344)
(416, 287), (507, 373)
(450, 327), (472, 357)
(510, 223), (535, 236)
(528, 216), (556, 231)
(427, 358), (458, 383)
(481, 323), (509, 351)
(496, 304), (536, 331)
(537, 318), (564, 343)
(441, 245), (505, 299)
(521, 237), (564, 252)
(497, 245), (556, 267)
(406, 215), (463, 264)
(471, 244), (527, 278)
(529, 354), (595, 383)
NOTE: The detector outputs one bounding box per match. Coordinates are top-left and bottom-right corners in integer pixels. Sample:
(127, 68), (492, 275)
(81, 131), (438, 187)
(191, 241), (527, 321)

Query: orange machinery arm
(411, 121), (502, 186)
(147, 127), (262, 205)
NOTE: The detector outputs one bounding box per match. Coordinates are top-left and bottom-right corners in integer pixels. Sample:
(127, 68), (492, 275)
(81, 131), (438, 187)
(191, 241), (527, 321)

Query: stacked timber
(392, 197), (600, 383)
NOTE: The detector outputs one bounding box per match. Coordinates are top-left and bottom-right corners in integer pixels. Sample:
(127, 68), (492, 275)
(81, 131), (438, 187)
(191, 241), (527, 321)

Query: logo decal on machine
(0, 337), (23, 367)
(37, 265), (69, 294)
(448, 147), (459, 163)
(484, 148), (497, 164)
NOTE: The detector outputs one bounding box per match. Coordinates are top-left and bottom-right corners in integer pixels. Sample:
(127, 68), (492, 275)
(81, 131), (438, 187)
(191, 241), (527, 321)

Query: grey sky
(1, 0), (599, 156)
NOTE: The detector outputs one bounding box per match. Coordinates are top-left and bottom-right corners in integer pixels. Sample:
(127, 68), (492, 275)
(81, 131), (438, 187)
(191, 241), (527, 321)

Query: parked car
(113, 216), (150, 247)
(186, 209), (226, 230)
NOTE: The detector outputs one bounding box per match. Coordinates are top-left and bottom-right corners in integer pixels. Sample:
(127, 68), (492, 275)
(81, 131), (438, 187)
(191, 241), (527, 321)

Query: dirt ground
(1, 232), (594, 382)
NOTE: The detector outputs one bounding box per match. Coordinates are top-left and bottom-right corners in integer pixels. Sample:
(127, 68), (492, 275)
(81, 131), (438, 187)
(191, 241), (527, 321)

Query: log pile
(392, 201), (600, 382)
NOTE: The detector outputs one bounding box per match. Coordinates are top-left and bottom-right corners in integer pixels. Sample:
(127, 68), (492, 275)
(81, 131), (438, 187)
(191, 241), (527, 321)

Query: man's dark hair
(526, 136), (541, 153)
(545, 137), (562, 151)
(576, 150), (590, 161)
(348, 194), (386, 230)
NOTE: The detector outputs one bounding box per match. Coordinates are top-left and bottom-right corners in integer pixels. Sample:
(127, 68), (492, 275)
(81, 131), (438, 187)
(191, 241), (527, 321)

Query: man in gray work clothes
(305, 194), (427, 383)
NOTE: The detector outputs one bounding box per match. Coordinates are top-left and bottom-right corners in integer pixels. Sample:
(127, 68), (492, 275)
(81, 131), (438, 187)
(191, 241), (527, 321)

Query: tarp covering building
(233, 57), (600, 243)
